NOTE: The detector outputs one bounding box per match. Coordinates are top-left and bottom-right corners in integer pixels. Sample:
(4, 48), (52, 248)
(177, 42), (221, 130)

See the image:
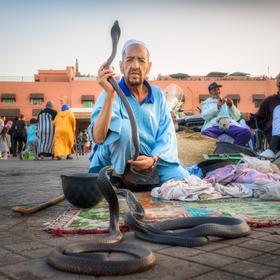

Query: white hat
(121, 39), (148, 57)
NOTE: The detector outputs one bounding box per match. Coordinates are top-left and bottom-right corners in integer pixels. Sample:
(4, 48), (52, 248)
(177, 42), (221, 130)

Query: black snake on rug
(47, 21), (251, 276)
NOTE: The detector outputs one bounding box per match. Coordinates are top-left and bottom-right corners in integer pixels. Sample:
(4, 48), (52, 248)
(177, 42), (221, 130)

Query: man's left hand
(128, 155), (154, 171)
(225, 98), (233, 107)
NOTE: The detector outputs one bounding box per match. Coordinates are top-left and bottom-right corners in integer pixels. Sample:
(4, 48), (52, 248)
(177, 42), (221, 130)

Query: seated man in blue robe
(88, 39), (189, 186)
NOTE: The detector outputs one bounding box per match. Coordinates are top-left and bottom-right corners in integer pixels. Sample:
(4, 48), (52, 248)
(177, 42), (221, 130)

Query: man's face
(277, 79), (280, 92)
(120, 44), (151, 87)
(209, 87), (221, 98)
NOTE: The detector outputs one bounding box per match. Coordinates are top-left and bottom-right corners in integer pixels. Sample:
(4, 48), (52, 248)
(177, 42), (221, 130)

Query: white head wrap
(121, 39), (149, 57)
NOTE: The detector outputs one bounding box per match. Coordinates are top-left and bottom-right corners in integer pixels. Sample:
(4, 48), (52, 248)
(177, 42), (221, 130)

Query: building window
(199, 95), (209, 103)
(232, 99), (238, 107)
(2, 98), (15, 104)
(81, 95), (95, 108)
(0, 108), (20, 119)
(1, 93), (16, 104)
(82, 100), (93, 108)
(32, 109), (42, 116)
(29, 93), (44, 105)
(252, 94), (265, 108)
(226, 94), (240, 107)
(31, 98), (43, 105)
(254, 100), (263, 108)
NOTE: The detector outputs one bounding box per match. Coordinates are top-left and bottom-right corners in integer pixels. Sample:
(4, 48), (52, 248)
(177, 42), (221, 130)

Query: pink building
(0, 65), (277, 131)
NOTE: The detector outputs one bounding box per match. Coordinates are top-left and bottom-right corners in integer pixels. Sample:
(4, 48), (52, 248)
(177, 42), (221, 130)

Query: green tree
(169, 73), (190, 80)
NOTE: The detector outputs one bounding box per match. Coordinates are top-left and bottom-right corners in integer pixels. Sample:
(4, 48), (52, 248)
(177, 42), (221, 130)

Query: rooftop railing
(0, 76), (34, 82)
(0, 75), (272, 82)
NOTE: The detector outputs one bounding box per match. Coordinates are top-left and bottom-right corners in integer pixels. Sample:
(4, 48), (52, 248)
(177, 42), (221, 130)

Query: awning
(81, 95), (95, 101)
(0, 108), (20, 117)
(226, 94), (240, 101)
(30, 93), (44, 99)
(252, 94), (265, 101)
(72, 112), (91, 119)
(199, 94), (209, 101)
(1, 93), (16, 100)
(32, 109), (42, 116)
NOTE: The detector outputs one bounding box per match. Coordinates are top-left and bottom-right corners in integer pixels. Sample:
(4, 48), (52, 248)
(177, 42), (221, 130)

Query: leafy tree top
(169, 73), (190, 80)
(206, 72), (228, 77)
(228, 72), (250, 76)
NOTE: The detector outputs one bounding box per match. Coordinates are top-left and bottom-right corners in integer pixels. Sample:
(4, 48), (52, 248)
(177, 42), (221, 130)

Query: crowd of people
(0, 102), (91, 160)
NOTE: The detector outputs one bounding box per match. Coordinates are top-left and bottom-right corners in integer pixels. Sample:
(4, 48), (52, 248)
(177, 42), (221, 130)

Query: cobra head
(105, 20), (121, 67)
(111, 20), (121, 46)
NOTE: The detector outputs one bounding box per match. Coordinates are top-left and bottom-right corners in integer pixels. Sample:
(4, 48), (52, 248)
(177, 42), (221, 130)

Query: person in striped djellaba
(36, 101), (57, 160)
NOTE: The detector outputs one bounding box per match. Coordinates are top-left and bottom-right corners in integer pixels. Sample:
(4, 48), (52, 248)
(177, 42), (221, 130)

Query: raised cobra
(48, 167), (156, 276)
(47, 21), (250, 276)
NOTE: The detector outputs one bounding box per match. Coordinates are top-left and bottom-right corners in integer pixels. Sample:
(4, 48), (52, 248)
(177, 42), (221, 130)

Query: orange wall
(0, 79), (277, 120)
(152, 79), (277, 114)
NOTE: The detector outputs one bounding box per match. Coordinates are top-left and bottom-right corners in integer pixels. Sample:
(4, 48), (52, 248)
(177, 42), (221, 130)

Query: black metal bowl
(61, 173), (103, 208)
(198, 159), (232, 177)
(215, 141), (257, 157)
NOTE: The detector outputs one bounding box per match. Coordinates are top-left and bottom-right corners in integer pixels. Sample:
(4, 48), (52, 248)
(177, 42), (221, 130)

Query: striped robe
(37, 108), (57, 156)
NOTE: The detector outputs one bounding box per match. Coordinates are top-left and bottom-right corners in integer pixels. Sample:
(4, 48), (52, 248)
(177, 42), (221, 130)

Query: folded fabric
(204, 163), (280, 185)
(151, 175), (226, 201)
(242, 154), (280, 174)
(256, 182), (280, 200)
(216, 182), (253, 198)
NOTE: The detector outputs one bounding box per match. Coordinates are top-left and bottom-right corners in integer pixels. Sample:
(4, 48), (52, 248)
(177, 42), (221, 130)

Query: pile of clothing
(151, 154), (280, 201)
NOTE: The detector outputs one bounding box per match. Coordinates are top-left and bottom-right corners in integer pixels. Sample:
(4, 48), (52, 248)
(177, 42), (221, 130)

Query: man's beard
(127, 76), (142, 86)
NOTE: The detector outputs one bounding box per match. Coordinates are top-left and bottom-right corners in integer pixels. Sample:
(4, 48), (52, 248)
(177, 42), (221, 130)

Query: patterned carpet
(45, 193), (280, 235)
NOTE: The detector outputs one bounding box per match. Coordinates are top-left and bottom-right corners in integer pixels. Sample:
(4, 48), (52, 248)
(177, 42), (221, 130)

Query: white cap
(121, 39), (148, 57)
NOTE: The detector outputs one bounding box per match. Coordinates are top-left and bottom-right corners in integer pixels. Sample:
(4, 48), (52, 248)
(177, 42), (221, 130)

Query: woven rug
(44, 193), (280, 236)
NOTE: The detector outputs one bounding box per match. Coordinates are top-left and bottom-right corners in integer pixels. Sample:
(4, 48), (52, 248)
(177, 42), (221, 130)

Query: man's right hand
(97, 63), (117, 97)
(217, 98), (224, 108)
(93, 63), (118, 144)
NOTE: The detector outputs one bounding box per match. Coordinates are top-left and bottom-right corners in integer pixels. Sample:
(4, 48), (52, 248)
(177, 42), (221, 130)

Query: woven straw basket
(176, 132), (217, 167)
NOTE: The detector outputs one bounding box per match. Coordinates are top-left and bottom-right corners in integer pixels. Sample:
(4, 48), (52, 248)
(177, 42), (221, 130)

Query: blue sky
(0, 0), (279, 77)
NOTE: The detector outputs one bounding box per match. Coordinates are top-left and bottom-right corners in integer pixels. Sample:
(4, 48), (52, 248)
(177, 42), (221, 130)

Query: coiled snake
(47, 21), (250, 276)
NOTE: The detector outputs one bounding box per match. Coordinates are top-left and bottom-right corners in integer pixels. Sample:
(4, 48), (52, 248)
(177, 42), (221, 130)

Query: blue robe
(88, 77), (189, 183)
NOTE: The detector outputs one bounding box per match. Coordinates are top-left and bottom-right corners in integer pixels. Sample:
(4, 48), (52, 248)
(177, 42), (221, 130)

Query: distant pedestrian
(5, 120), (13, 130)
(37, 101), (57, 159)
(53, 104), (76, 160)
(10, 117), (18, 157)
(82, 129), (89, 155)
(22, 118), (38, 159)
(0, 127), (11, 160)
(85, 139), (92, 154)
(5, 120), (13, 156)
(14, 114), (27, 159)
(0, 115), (6, 133)
(76, 131), (83, 156)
